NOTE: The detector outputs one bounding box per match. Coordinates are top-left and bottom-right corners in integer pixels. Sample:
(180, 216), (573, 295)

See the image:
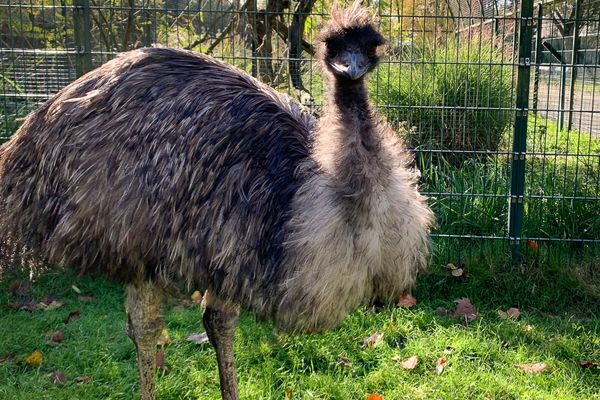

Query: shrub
(371, 39), (513, 160)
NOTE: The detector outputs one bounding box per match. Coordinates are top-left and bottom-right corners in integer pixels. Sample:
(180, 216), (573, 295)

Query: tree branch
(288, 0), (316, 91)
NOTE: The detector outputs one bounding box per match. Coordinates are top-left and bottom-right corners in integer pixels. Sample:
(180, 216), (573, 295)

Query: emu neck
(330, 79), (374, 143)
(315, 76), (387, 201)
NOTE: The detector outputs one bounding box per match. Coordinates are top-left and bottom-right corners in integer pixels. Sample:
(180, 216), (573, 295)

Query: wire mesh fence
(1, 0), (599, 263)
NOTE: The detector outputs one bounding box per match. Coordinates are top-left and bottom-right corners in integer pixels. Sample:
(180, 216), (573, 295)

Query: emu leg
(203, 294), (240, 400)
(125, 281), (164, 400)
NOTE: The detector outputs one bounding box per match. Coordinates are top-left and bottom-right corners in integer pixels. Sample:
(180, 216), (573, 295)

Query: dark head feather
(317, 1), (384, 45)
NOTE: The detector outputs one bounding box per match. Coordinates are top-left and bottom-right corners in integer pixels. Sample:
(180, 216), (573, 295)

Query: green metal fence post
(509, 0), (534, 262)
(142, 9), (154, 47)
(567, 0), (582, 131)
(73, 0), (93, 76)
(532, 2), (543, 111)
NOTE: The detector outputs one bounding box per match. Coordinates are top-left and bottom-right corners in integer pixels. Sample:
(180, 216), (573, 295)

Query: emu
(0, 2), (433, 399)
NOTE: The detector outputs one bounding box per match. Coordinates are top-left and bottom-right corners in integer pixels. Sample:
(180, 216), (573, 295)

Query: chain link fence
(1, 0), (599, 263)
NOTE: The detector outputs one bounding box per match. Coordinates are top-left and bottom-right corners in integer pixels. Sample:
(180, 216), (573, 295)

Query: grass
(1, 244), (598, 400)
(370, 39), (513, 157)
(417, 114), (600, 241)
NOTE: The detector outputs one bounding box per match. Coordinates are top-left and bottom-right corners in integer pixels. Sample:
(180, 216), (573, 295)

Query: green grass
(1, 246), (598, 400)
(370, 40), (513, 157)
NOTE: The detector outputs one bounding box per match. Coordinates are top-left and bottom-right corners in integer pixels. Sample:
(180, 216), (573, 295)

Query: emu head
(317, 1), (386, 81)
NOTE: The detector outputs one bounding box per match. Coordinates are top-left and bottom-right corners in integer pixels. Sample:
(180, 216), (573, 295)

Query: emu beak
(331, 50), (368, 80)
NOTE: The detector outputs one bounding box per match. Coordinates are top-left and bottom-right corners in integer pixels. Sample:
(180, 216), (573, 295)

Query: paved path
(532, 81), (599, 137)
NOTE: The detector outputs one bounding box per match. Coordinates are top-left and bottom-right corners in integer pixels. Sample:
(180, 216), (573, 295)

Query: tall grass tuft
(372, 39), (513, 161)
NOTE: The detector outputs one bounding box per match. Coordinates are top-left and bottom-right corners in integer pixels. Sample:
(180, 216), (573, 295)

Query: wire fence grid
(1, 0), (599, 263)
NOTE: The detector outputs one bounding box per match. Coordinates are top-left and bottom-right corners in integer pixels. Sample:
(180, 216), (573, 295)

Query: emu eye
(367, 47), (377, 57)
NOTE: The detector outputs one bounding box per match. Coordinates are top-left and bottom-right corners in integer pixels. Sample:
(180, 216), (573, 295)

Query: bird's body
(0, 3), (433, 399)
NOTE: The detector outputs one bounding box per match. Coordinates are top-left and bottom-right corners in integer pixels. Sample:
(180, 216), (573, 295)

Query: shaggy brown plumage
(0, 2), (433, 399)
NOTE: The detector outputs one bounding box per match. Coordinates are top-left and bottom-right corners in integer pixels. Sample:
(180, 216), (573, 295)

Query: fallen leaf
(9, 280), (21, 294)
(26, 350), (43, 367)
(498, 307), (521, 320)
(48, 370), (67, 387)
(39, 300), (64, 311)
(155, 350), (170, 374)
(436, 307), (449, 316)
(20, 299), (38, 312)
(9, 280), (30, 297)
(366, 394), (384, 400)
(397, 355), (419, 370)
(285, 388), (293, 398)
(361, 332), (384, 349)
(527, 240), (539, 253)
(451, 268), (464, 277)
(399, 294), (417, 308)
(191, 290), (202, 304)
(454, 298), (478, 321)
(0, 353), (15, 365)
(523, 324), (534, 332)
(71, 285), (82, 294)
(78, 295), (94, 302)
(186, 332), (209, 345)
(40, 294), (56, 305)
(576, 361), (599, 369)
(338, 356), (352, 367)
(157, 328), (170, 347)
(514, 362), (547, 373)
(46, 330), (63, 346)
(436, 357), (447, 375)
(446, 263), (457, 270)
(74, 375), (91, 385)
(64, 310), (81, 324)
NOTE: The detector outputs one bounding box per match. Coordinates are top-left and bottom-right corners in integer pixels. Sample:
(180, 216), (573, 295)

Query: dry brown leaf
(506, 308), (521, 319)
(454, 298), (478, 321)
(499, 307), (521, 319)
(576, 361), (599, 369)
(39, 300), (64, 311)
(74, 375), (91, 385)
(451, 268), (464, 277)
(514, 362), (547, 373)
(64, 310), (81, 324)
(157, 328), (170, 346)
(338, 356), (352, 367)
(436, 307), (449, 316)
(187, 332), (210, 345)
(155, 350), (170, 374)
(191, 290), (202, 304)
(446, 263), (457, 270)
(46, 330), (63, 347)
(436, 356), (447, 375)
(396, 355), (419, 370)
(26, 350), (43, 367)
(398, 294), (417, 308)
(48, 370), (67, 387)
(527, 240), (539, 253)
(9, 280), (30, 297)
(366, 393), (384, 400)
(285, 388), (293, 398)
(361, 332), (384, 349)
(0, 353), (15, 365)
